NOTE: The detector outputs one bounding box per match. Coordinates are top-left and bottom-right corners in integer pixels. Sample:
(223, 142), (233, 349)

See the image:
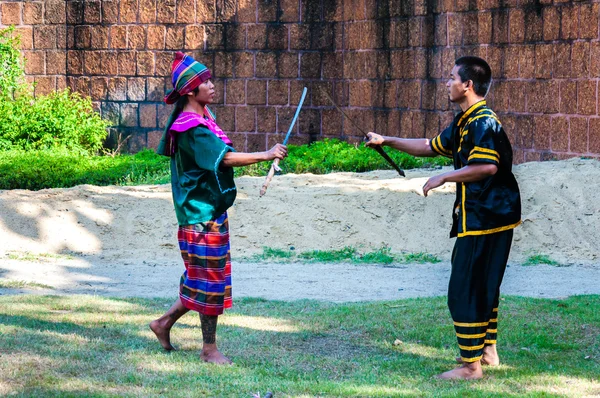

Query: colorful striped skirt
(178, 212), (232, 316)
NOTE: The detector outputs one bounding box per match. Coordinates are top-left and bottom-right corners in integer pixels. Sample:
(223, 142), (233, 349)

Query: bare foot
(201, 347), (233, 365)
(481, 345), (500, 366)
(455, 355), (499, 366)
(455, 346), (500, 366)
(149, 320), (176, 351)
(437, 363), (483, 380)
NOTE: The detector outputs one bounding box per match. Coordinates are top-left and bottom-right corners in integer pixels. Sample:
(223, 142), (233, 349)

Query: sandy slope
(1, 158), (599, 300)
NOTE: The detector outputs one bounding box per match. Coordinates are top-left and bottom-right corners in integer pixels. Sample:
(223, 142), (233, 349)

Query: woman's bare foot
(455, 345), (500, 366)
(201, 344), (232, 365)
(149, 320), (176, 351)
(148, 298), (189, 351)
(437, 362), (483, 380)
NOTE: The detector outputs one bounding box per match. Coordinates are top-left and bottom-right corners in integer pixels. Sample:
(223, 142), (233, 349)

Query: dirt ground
(1, 158), (599, 301)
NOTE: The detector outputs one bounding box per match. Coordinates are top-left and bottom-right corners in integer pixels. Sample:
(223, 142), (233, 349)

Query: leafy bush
(0, 26), (26, 100)
(235, 139), (451, 177)
(0, 90), (110, 153)
(0, 27), (109, 153)
(0, 149), (170, 190)
(523, 254), (561, 267)
(0, 139), (452, 190)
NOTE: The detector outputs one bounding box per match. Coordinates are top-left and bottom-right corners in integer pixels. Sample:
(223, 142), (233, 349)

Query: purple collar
(170, 112), (233, 146)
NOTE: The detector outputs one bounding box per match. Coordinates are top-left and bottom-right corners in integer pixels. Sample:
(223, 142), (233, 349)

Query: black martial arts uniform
(430, 100), (521, 362)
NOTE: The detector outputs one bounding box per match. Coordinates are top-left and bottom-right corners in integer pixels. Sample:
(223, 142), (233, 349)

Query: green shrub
(0, 149), (170, 190)
(354, 246), (395, 264)
(523, 254), (561, 267)
(0, 90), (110, 153)
(0, 26), (26, 100)
(298, 247), (358, 262)
(401, 252), (441, 264)
(235, 139), (451, 177)
(0, 27), (109, 153)
(0, 138), (452, 190)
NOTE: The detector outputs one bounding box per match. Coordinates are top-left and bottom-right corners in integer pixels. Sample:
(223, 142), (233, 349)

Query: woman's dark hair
(174, 86), (200, 114)
(455, 56), (492, 97)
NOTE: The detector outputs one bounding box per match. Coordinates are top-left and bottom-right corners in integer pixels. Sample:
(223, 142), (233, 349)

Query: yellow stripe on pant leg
(461, 355), (483, 363)
(459, 343), (485, 351)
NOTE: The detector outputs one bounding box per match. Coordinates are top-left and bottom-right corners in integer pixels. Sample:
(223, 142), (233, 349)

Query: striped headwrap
(164, 51), (212, 105)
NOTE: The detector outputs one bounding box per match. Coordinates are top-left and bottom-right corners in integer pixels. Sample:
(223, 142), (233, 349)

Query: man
(366, 56), (521, 380)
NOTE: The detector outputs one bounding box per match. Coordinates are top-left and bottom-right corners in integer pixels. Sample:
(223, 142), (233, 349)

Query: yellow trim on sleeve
(454, 321), (489, 327)
(456, 332), (487, 339)
(468, 153), (499, 162)
(436, 137), (452, 156)
(492, 307), (498, 312)
(457, 220), (522, 238)
(486, 329), (498, 333)
(431, 136), (443, 155)
(488, 318), (498, 323)
(471, 146), (500, 157)
(431, 136), (452, 157)
(459, 343), (485, 351)
(484, 340), (497, 345)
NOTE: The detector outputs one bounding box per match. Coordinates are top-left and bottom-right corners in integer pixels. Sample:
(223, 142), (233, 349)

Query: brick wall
(1, 0), (599, 162)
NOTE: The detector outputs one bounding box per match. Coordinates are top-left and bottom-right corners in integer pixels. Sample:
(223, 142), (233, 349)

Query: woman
(150, 52), (287, 364)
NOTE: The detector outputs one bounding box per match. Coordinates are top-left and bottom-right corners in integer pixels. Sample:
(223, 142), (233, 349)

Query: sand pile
(1, 158), (598, 266)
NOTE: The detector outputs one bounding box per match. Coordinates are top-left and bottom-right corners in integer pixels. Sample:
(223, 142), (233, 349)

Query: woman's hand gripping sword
(259, 87), (308, 197)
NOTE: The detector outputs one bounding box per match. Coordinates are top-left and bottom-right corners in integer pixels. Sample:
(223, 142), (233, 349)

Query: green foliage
(1, 139), (451, 190)
(250, 246), (439, 265)
(235, 139), (452, 177)
(523, 254), (561, 267)
(0, 27), (109, 153)
(353, 246), (396, 264)
(401, 252), (441, 264)
(298, 246), (358, 262)
(0, 26), (26, 100)
(0, 148), (170, 190)
(0, 89), (110, 153)
(260, 247), (295, 260)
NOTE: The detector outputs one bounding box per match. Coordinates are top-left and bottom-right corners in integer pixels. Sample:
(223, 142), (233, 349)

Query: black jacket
(430, 100), (521, 238)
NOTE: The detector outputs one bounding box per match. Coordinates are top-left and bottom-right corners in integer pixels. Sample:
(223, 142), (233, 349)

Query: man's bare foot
(201, 345), (232, 365)
(149, 320), (176, 351)
(437, 363), (483, 380)
(481, 345), (500, 365)
(455, 345), (499, 366)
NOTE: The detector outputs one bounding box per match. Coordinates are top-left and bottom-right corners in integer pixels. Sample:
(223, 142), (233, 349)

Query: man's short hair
(455, 56), (492, 97)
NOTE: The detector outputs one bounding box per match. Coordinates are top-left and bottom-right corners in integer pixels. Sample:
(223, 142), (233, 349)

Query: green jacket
(166, 125), (236, 225)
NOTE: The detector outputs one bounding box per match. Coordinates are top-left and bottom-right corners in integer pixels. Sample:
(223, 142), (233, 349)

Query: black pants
(448, 229), (513, 362)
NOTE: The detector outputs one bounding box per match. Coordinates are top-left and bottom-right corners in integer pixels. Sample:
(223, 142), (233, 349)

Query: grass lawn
(0, 295), (598, 397)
